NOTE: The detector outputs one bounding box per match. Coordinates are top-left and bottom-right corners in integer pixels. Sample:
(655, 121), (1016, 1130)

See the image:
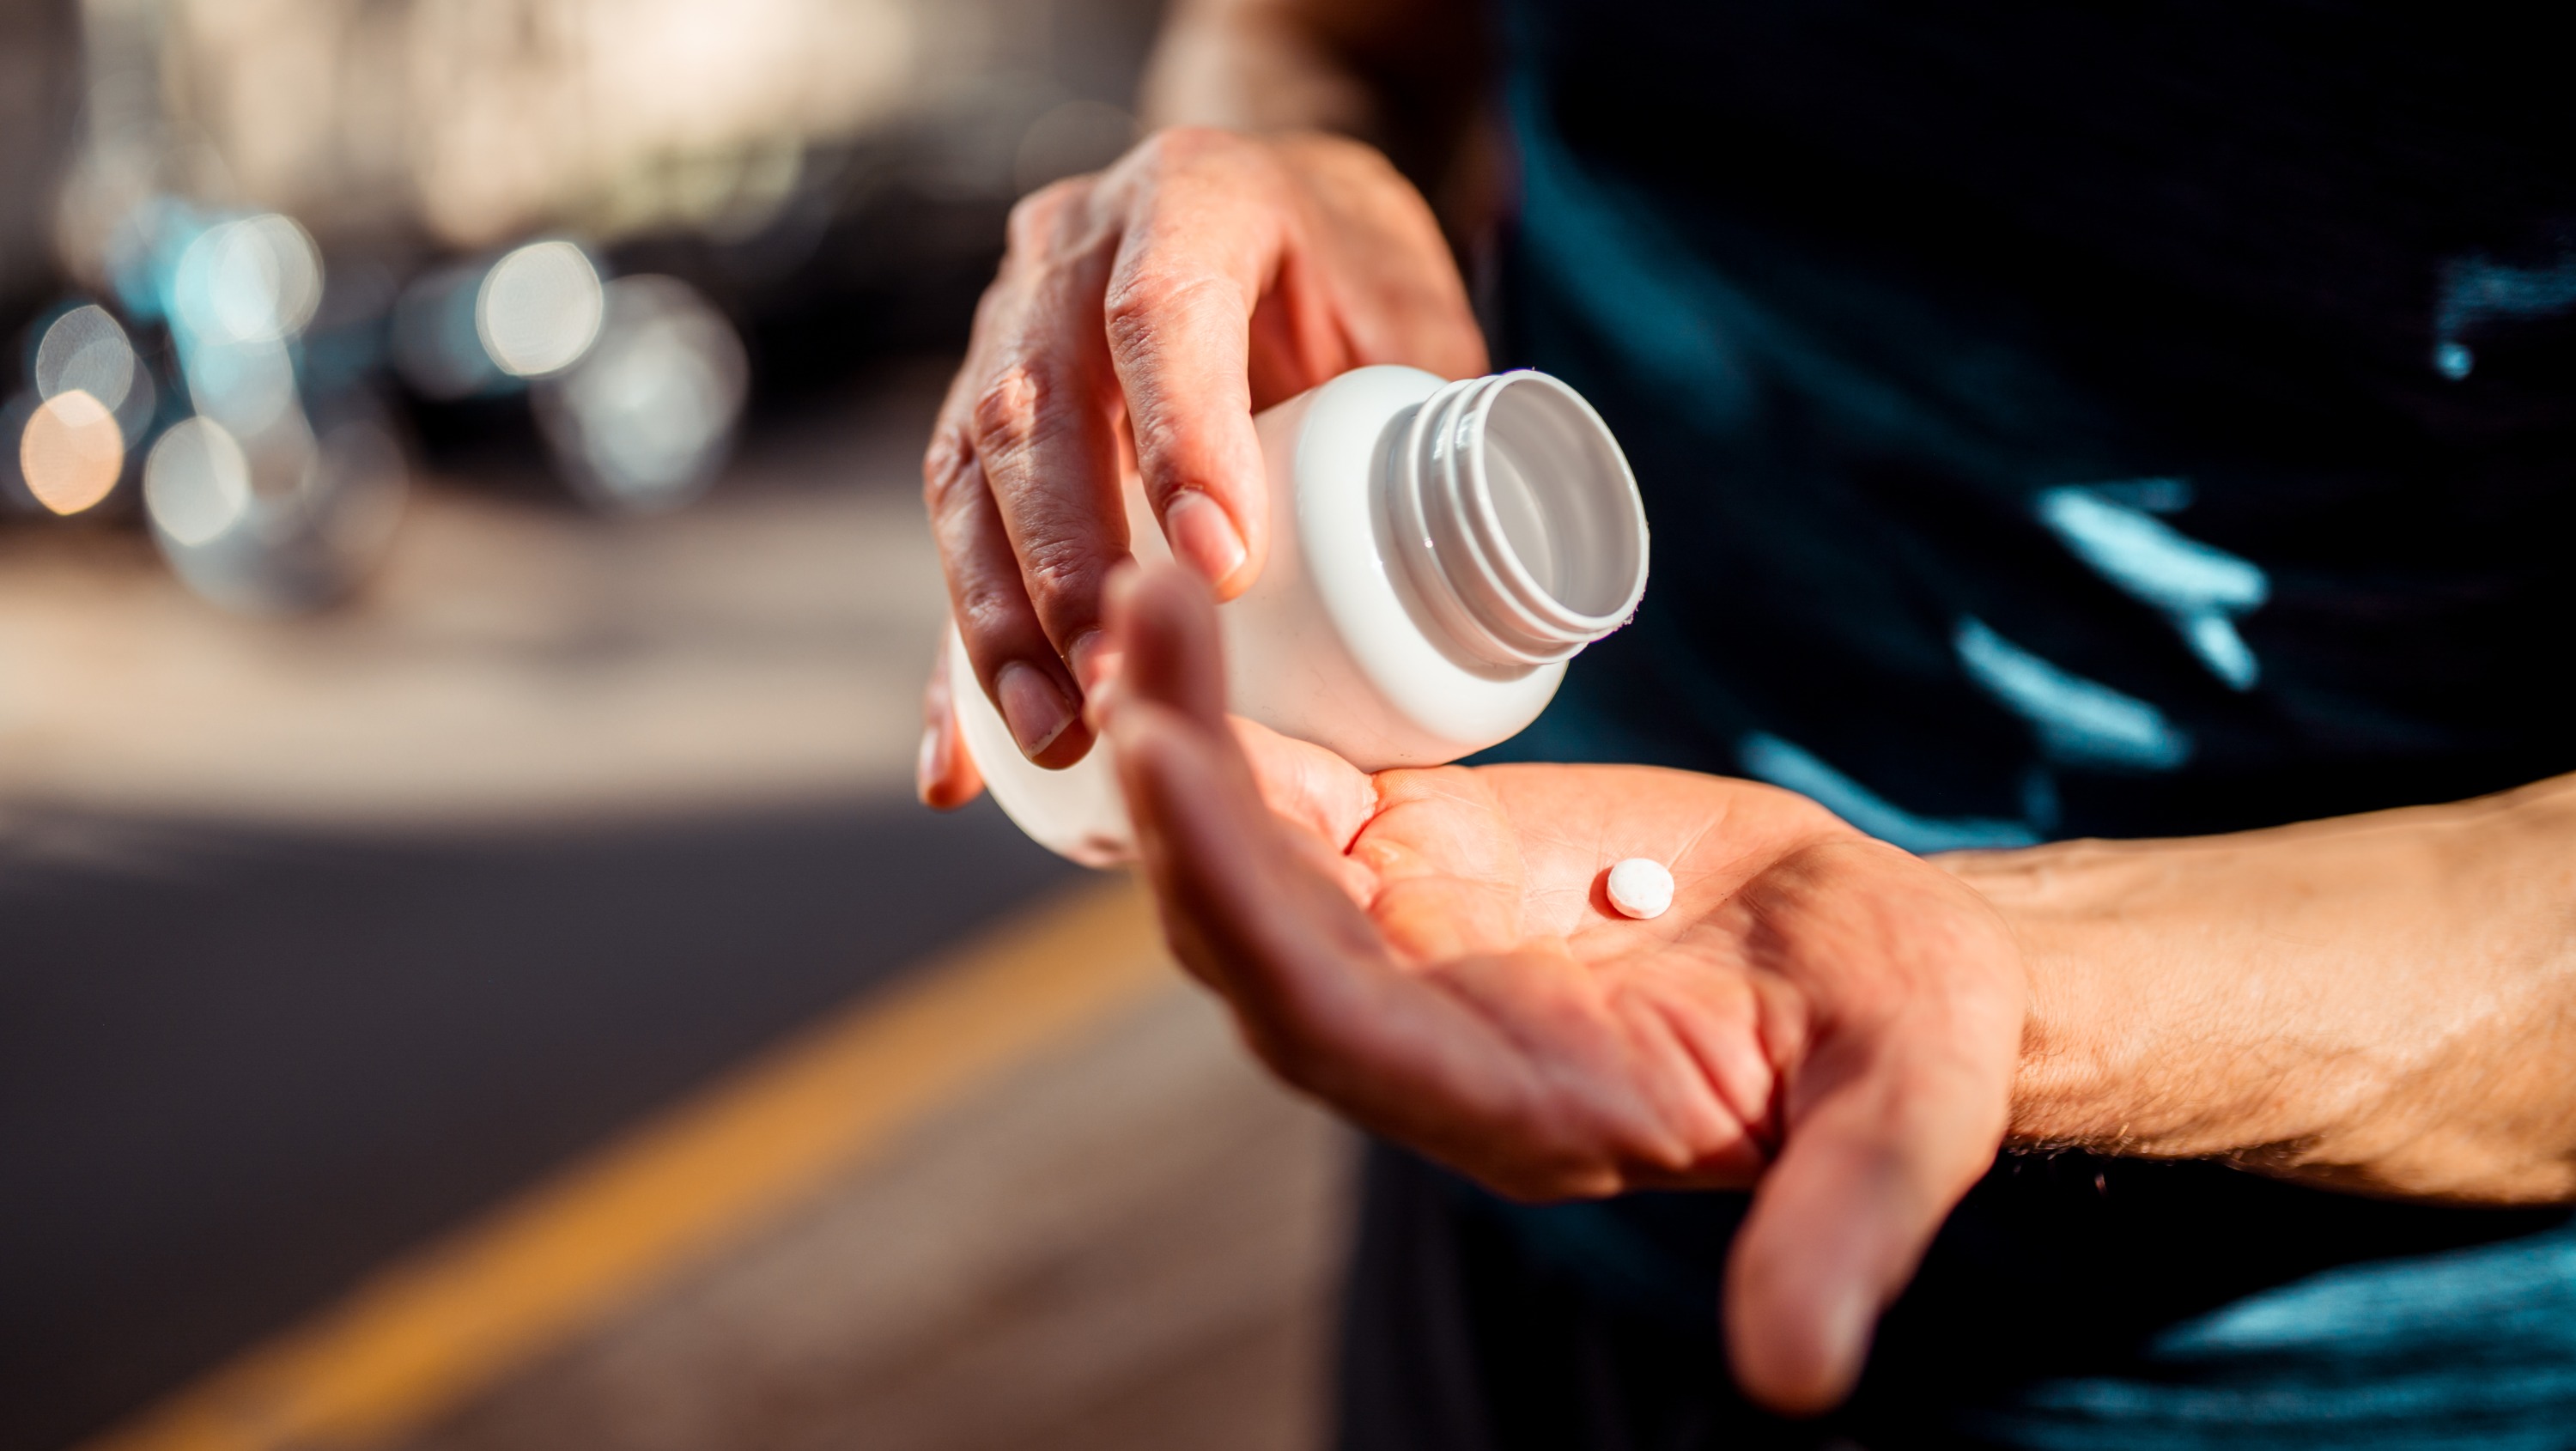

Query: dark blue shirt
(1476, 3), (2576, 1443)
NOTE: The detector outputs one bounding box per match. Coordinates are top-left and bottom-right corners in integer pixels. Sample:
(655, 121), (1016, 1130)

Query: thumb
(1721, 1042), (2003, 1415)
(1230, 716), (1377, 853)
(1101, 562), (1410, 1061)
(1104, 558), (1228, 729)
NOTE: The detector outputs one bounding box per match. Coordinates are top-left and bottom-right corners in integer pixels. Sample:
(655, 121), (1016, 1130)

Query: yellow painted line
(81, 873), (1170, 1451)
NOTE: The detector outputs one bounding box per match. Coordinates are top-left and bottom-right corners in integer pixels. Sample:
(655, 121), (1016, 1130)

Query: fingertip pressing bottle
(949, 365), (1649, 865)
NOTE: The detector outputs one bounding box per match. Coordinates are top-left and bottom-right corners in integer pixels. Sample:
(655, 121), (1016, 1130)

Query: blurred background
(0, 3), (1348, 1448)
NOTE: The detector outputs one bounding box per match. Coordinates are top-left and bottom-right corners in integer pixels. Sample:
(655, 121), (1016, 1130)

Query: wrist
(1941, 779), (2576, 1199)
(1935, 841), (2131, 1153)
(1139, 9), (1378, 137)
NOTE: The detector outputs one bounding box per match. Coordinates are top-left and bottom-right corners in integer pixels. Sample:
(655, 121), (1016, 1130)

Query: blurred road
(0, 365), (1121, 1450)
(0, 365), (968, 827)
(399, 963), (1346, 1451)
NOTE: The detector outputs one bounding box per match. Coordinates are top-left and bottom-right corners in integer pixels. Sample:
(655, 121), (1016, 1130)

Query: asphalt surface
(0, 796), (1080, 1451)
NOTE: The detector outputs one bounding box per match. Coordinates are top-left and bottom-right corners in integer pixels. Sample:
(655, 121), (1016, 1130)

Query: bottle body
(952, 364), (1647, 865)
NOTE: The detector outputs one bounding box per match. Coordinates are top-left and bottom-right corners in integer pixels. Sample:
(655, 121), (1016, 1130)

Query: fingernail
(1164, 490), (1247, 586)
(1068, 628), (1118, 695)
(995, 662), (1075, 757)
(915, 720), (948, 803)
(1069, 629), (1127, 730)
(1082, 675), (1123, 732)
(1103, 556), (1142, 601)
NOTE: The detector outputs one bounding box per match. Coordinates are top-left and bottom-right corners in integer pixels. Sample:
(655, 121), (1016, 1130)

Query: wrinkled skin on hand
(918, 127), (1485, 798)
(1097, 564), (2026, 1415)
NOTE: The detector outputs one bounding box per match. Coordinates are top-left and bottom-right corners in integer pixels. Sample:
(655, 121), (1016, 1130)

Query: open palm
(1099, 566), (2025, 1413)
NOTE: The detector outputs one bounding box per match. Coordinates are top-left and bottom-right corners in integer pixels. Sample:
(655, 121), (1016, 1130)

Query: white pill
(1605, 857), (1674, 920)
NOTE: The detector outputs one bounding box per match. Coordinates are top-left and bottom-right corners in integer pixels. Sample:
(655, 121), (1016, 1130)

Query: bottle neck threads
(1383, 371), (1649, 668)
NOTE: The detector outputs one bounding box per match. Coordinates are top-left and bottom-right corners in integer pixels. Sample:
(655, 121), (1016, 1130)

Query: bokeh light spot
(173, 215), (325, 345)
(35, 306), (140, 414)
(19, 390), (127, 516)
(537, 274), (746, 512)
(477, 241), (606, 378)
(145, 416), (255, 546)
(184, 336), (301, 437)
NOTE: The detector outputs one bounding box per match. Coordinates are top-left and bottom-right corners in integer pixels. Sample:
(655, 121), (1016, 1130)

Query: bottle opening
(1389, 371), (1649, 667)
(1478, 374), (1647, 623)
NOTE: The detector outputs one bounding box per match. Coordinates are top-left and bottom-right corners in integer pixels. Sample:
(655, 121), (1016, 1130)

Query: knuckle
(963, 275), (1018, 342)
(1018, 537), (1099, 611)
(1101, 264), (1177, 321)
(1103, 268), (1230, 354)
(1098, 280), (1159, 343)
(1130, 124), (1234, 173)
(920, 431), (977, 511)
(951, 577), (1029, 643)
(1103, 126), (1267, 213)
(1119, 395), (1188, 466)
(1003, 179), (1085, 250)
(969, 366), (1047, 457)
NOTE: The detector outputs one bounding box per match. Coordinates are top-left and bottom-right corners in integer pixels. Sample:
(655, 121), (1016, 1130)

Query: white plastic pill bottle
(949, 365), (1649, 865)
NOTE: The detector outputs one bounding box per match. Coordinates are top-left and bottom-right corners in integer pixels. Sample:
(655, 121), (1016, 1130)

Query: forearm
(1945, 774), (2576, 1203)
(1139, 0), (1379, 133)
(1139, 0), (1492, 234)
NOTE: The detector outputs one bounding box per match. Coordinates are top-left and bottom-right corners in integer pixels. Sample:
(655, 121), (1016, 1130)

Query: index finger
(1097, 130), (1315, 599)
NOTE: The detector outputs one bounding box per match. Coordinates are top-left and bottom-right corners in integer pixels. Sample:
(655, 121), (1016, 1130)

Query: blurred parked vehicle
(4, 0), (1157, 612)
